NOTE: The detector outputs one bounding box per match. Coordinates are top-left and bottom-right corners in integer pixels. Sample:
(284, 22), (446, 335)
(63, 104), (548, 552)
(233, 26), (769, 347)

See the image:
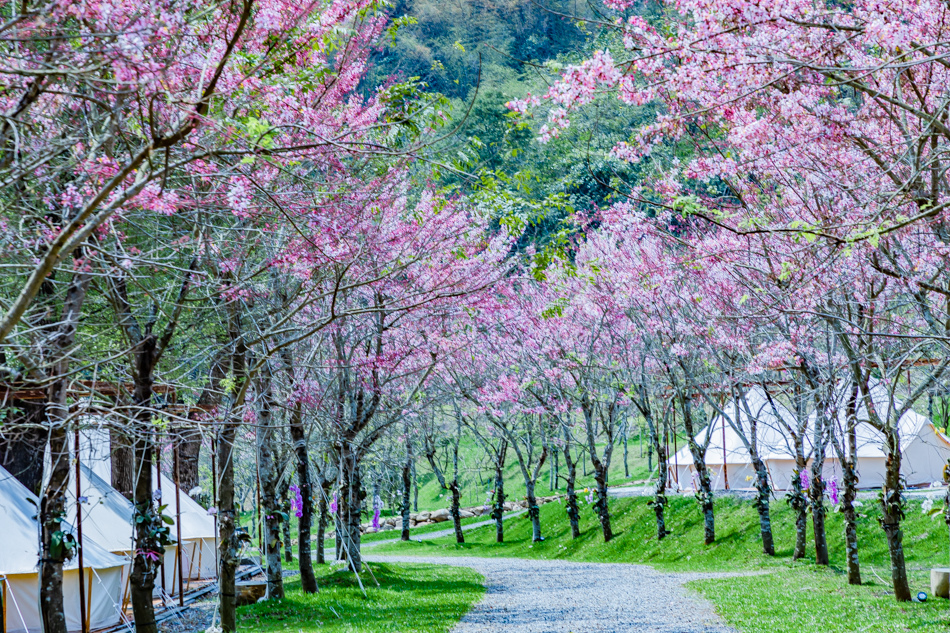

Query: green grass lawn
(239, 562), (483, 633)
(371, 494), (950, 632)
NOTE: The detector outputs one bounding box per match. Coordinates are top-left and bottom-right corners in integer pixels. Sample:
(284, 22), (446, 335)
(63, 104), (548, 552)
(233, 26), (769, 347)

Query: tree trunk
(401, 450), (412, 542)
(339, 442), (363, 573)
(111, 428), (135, 500)
(751, 455), (774, 556)
(592, 461), (612, 542)
(809, 463), (830, 566)
(450, 481), (464, 543)
(493, 440), (508, 543)
(129, 337), (160, 633)
(177, 429), (202, 495)
(493, 464), (507, 543)
(218, 315), (246, 633)
(650, 427), (669, 541)
(881, 429), (911, 601)
(39, 426), (70, 633)
(257, 374), (284, 600)
(316, 482), (329, 564)
(289, 403), (317, 591)
(680, 397), (714, 544)
(38, 268), (92, 633)
(788, 441), (808, 560)
(526, 479), (542, 542)
(842, 458), (861, 584)
(561, 434), (580, 539)
(549, 447), (557, 491)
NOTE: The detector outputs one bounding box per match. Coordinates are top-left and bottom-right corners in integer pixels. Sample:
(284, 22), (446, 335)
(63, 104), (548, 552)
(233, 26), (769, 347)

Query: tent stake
(74, 428), (88, 633)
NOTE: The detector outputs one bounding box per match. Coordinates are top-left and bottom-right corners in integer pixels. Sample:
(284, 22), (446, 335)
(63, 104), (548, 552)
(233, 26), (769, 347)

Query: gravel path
(366, 555), (741, 632)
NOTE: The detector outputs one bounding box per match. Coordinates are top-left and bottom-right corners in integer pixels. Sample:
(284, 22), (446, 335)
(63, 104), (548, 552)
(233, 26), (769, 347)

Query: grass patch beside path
(239, 562), (483, 633)
(357, 514), (491, 543)
(693, 567), (949, 633)
(371, 494), (950, 632)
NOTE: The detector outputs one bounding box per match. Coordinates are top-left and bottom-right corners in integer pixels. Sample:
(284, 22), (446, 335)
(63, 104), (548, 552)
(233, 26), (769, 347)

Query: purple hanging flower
(828, 480), (839, 505)
(483, 490), (493, 512)
(371, 495), (382, 530)
(330, 492), (338, 514)
(152, 489), (163, 501)
(799, 470), (810, 490)
(290, 484), (303, 518)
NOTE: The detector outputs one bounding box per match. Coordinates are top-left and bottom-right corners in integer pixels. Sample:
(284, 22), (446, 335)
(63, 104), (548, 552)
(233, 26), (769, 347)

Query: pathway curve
(365, 554), (740, 632)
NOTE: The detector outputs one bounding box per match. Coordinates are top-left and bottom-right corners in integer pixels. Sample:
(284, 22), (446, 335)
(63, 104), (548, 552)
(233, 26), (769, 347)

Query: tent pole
(74, 429), (88, 633)
(173, 441), (185, 607)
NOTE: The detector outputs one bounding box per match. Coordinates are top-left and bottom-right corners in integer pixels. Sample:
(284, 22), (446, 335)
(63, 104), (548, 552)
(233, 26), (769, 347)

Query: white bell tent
(76, 428), (217, 581)
(670, 385), (950, 491)
(0, 466), (127, 633)
(68, 463), (185, 598)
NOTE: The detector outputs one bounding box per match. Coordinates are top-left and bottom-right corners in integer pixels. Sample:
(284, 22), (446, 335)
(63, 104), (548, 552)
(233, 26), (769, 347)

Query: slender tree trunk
(39, 426), (69, 633)
(280, 484), (293, 563)
(412, 460), (419, 511)
(809, 462), (830, 566)
(493, 440), (508, 543)
(881, 430), (911, 601)
(549, 447), (557, 491)
(788, 442), (808, 560)
(0, 406), (46, 493)
(39, 270), (92, 633)
(680, 397), (714, 544)
(401, 445), (412, 541)
(450, 481), (464, 543)
(650, 423), (669, 541)
(339, 442), (363, 573)
(218, 316), (246, 633)
(592, 460), (612, 542)
(129, 339), (160, 633)
(842, 458), (861, 584)
(623, 423), (630, 479)
(257, 376), (284, 599)
(561, 434), (580, 539)
(840, 390), (861, 584)
(289, 401), (316, 591)
(751, 455), (774, 556)
(111, 429), (135, 499)
(526, 479), (542, 542)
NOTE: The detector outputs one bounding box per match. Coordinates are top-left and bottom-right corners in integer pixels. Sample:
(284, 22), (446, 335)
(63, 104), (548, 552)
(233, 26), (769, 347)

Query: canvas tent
(0, 465), (127, 633)
(68, 463), (185, 598)
(75, 428), (217, 581)
(670, 385), (950, 491)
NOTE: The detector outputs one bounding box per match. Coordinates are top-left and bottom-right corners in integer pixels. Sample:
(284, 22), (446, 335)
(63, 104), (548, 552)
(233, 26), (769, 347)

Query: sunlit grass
(239, 562), (483, 633)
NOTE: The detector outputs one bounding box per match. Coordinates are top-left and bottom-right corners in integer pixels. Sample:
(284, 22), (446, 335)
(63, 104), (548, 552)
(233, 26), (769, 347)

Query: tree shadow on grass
(239, 563), (483, 633)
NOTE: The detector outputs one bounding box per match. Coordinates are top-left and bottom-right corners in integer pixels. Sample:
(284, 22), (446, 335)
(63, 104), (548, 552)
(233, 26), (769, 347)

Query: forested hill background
(366, 0), (667, 243)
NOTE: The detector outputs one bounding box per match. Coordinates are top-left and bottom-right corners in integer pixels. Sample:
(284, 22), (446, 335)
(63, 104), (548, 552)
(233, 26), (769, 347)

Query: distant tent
(0, 465), (127, 633)
(76, 428), (217, 580)
(670, 385), (950, 491)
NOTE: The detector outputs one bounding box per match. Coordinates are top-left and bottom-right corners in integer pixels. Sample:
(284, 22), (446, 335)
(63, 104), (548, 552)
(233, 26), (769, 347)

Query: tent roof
(673, 383), (950, 467)
(70, 464), (140, 553)
(154, 471), (216, 541)
(0, 465), (126, 575)
(672, 387), (799, 467)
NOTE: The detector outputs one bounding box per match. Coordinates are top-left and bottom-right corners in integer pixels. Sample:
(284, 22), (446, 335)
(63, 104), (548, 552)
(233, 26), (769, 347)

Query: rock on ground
(365, 555), (740, 633)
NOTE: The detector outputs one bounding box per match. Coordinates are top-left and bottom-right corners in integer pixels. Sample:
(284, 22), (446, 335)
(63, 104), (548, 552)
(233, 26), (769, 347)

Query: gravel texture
(366, 555), (740, 633)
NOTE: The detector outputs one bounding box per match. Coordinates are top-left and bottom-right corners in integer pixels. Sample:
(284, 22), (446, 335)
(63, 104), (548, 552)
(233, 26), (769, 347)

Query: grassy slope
(372, 494), (950, 632)
(239, 562), (483, 633)
(412, 433), (656, 511)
